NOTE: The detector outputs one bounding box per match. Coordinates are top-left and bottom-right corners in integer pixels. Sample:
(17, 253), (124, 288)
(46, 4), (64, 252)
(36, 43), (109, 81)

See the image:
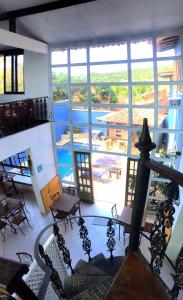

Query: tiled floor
(0, 189), (119, 261)
(1, 189), (182, 299)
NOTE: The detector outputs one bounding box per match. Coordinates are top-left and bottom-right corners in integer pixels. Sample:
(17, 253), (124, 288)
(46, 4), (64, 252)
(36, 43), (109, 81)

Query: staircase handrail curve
(34, 215), (122, 299)
(34, 215), (123, 270)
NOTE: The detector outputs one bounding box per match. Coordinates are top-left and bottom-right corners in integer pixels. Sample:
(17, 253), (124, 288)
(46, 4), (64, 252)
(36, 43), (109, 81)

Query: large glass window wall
(51, 33), (183, 195)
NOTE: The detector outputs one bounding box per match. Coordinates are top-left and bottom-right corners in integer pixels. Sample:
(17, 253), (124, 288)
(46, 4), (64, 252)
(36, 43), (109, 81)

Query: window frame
(0, 48), (24, 95)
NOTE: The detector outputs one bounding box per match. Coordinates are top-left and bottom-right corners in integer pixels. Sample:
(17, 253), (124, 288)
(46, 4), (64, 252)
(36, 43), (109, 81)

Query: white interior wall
(0, 50), (49, 102)
(0, 123), (57, 213)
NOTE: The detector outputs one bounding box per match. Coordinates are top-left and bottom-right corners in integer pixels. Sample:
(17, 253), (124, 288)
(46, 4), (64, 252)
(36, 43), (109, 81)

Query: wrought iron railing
(33, 214), (182, 299)
(0, 97), (48, 138)
(33, 215), (123, 299)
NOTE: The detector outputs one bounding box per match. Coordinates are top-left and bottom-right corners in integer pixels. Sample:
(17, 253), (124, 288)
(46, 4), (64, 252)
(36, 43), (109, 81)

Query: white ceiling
(0, 0), (183, 46)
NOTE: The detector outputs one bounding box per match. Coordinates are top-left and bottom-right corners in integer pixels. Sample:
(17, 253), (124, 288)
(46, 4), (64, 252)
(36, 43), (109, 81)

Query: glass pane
(131, 130), (153, 155)
(92, 126), (128, 153)
(132, 108), (154, 127)
(131, 62), (154, 82)
(91, 107), (128, 126)
(5, 55), (12, 92)
(70, 48), (87, 63)
(71, 107), (88, 123)
(0, 55), (4, 94)
(56, 148), (73, 165)
(51, 50), (67, 65)
(54, 124), (71, 146)
(158, 85), (183, 106)
(158, 108), (183, 130)
(90, 64), (128, 82)
(131, 39), (153, 59)
(132, 85), (154, 105)
(71, 86), (88, 103)
(17, 54), (24, 92)
(157, 60), (181, 81)
(53, 87), (69, 103)
(52, 67), (68, 84)
(53, 105), (70, 122)
(156, 36), (181, 57)
(156, 132), (183, 159)
(71, 66), (87, 83)
(72, 126), (89, 149)
(59, 166), (74, 182)
(90, 43), (127, 62)
(91, 85), (128, 104)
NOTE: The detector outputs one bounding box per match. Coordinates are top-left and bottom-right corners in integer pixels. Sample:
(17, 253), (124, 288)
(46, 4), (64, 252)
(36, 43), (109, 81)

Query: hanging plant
(27, 155), (33, 175)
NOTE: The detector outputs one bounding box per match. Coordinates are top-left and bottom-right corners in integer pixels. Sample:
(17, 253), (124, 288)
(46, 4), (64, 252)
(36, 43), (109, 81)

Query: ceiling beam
(0, 28), (48, 53)
(0, 0), (97, 21)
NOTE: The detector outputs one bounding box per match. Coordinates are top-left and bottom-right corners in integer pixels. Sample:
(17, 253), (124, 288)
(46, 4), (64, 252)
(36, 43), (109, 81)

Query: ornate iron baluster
(78, 217), (92, 261)
(170, 255), (183, 299)
(40, 98), (44, 120)
(53, 223), (74, 274)
(107, 218), (116, 259)
(149, 182), (179, 275)
(39, 244), (66, 299)
(43, 98), (47, 120)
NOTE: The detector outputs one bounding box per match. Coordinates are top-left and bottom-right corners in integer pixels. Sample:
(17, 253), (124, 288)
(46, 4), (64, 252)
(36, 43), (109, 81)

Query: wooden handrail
(0, 257), (38, 299)
(106, 252), (171, 300)
(145, 159), (183, 186)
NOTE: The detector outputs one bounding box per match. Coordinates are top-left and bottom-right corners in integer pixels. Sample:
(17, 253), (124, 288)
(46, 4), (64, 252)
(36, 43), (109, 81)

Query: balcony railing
(0, 97), (48, 138)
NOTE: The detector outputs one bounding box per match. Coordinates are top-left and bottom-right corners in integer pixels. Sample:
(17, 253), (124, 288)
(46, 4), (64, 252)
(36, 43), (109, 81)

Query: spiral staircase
(1, 119), (183, 300)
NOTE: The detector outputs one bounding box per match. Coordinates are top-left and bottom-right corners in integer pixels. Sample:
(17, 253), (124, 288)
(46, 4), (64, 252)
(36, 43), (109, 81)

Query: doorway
(92, 153), (127, 207)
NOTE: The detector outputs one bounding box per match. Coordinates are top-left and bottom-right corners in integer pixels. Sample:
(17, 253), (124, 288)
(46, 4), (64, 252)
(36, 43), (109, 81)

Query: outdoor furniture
(109, 167), (121, 179)
(50, 193), (81, 230)
(92, 168), (109, 183)
(0, 197), (22, 233)
(93, 155), (121, 169)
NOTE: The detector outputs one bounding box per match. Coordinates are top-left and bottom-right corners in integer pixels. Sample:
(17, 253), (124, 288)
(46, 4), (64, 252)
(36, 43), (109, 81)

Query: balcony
(0, 97), (48, 138)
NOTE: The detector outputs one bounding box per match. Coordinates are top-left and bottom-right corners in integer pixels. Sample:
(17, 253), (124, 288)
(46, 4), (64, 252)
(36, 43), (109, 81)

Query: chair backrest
(16, 252), (33, 266)
(51, 192), (60, 203)
(62, 186), (78, 196)
(111, 204), (118, 219)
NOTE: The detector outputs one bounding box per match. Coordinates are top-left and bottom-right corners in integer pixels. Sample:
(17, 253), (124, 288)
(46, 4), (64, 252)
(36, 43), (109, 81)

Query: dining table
(51, 193), (81, 216)
(0, 197), (21, 233)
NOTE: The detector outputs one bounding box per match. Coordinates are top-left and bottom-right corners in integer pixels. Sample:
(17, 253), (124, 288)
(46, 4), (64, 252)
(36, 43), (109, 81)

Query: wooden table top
(0, 197), (21, 217)
(51, 193), (80, 214)
(118, 206), (151, 229)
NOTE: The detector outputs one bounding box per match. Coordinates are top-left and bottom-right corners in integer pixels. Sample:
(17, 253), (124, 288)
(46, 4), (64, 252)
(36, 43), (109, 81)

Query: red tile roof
(97, 108), (166, 127)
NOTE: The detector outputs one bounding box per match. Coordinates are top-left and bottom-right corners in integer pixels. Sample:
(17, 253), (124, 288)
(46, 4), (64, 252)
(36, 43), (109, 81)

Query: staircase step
(64, 275), (112, 298)
(68, 277), (113, 300)
(74, 253), (106, 274)
(74, 259), (87, 273)
(74, 262), (108, 277)
(96, 256), (124, 276)
(89, 253), (106, 265)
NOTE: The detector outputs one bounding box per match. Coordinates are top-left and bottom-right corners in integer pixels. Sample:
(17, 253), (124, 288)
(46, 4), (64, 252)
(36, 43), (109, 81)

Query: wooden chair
(16, 252), (33, 266)
(10, 204), (32, 235)
(0, 219), (7, 242)
(6, 186), (29, 214)
(111, 204), (153, 244)
(62, 186), (80, 225)
(50, 192), (68, 231)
